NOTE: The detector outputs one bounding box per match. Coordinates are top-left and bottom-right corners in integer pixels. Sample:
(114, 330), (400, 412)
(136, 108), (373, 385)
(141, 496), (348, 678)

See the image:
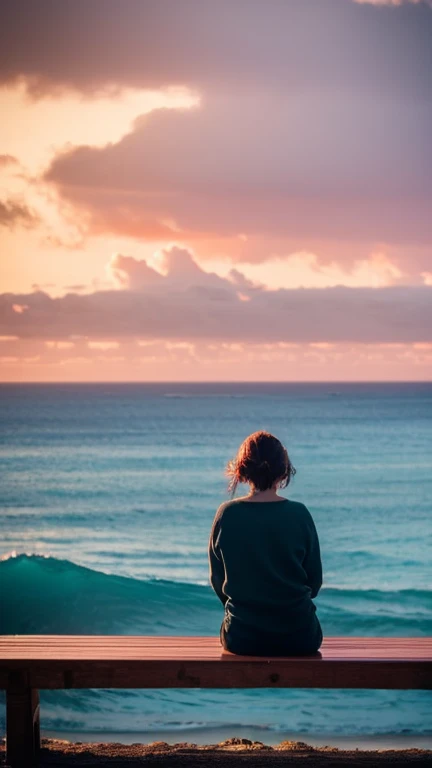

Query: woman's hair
(226, 430), (296, 496)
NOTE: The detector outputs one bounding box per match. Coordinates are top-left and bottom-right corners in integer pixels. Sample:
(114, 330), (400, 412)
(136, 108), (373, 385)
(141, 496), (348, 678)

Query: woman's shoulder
(213, 496), (250, 522)
(215, 497), (245, 515)
(212, 498), (315, 535)
(215, 497), (309, 514)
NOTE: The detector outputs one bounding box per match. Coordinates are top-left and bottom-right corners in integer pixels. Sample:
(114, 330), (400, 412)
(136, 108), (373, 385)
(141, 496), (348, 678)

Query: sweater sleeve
(208, 511), (227, 606)
(302, 508), (323, 599)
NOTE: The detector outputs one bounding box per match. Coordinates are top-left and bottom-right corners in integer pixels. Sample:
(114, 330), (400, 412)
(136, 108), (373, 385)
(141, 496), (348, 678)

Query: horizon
(1, 379), (431, 386)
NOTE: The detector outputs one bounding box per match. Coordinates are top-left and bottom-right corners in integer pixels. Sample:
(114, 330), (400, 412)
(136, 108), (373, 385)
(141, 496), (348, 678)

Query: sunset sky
(0, 0), (431, 381)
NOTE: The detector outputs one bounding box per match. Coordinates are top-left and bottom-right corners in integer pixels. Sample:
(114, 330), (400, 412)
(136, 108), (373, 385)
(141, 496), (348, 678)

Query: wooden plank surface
(1, 636), (431, 690)
(0, 636), (431, 660)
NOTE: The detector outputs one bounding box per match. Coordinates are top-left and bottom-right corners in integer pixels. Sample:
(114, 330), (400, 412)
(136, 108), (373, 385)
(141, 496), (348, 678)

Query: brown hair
(226, 430), (296, 496)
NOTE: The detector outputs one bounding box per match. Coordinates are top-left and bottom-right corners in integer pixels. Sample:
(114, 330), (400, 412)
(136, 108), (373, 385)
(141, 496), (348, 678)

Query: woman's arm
(303, 509), (323, 598)
(208, 514), (227, 605)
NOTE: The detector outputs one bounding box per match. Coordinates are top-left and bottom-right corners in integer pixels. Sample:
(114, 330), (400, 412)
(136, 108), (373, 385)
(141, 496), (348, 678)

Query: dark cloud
(0, 199), (39, 229)
(1, 250), (430, 343)
(1, 0), (431, 96)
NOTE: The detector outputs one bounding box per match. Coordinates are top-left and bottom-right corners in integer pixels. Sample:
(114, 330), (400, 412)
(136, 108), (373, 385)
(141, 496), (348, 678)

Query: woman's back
(209, 497), (322, 634)
(209, 430), (323, 655)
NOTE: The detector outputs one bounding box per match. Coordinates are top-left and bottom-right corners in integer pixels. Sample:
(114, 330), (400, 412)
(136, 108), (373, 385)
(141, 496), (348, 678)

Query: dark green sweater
(208, 498), (322, 633)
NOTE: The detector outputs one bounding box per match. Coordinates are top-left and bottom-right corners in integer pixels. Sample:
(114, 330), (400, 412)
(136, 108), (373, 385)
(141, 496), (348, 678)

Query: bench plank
(1, 636), (431, 690)
(2, 660), (430, 690)
(1, 636), (431, 657)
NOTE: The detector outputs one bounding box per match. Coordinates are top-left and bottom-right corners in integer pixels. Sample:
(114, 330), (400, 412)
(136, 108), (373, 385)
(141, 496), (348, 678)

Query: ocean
(0, 382), (431, 744)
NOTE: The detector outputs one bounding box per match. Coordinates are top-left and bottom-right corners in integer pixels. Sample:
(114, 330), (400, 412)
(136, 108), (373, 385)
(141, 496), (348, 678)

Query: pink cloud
(109, 246), (256, 295)
(44, 89), (432, 250)
(0, 155), (19, 167)
(1, 0), (429, 275)
(1, 248), (431, 344)
(109, 253), (163, 289)
(355, 0), (431, 5)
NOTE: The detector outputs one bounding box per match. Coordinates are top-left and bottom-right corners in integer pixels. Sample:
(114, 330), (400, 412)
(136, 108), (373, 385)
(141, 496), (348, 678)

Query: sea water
(0, 382), (431, 742)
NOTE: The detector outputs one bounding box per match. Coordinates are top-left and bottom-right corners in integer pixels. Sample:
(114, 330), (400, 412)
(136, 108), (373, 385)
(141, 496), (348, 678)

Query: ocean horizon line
(1, 380), (431, 386)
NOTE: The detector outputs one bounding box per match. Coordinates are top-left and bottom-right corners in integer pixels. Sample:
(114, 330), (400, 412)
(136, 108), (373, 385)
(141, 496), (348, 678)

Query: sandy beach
(2, 737), (432, 767)
(45, 730), (432, 751)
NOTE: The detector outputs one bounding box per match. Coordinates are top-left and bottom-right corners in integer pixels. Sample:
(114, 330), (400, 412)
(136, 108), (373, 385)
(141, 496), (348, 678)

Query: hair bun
(226, 430), (295, 496)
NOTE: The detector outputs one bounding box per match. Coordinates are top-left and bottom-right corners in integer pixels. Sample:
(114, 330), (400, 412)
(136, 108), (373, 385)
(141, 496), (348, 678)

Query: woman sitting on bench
(209, 430), (323, 657)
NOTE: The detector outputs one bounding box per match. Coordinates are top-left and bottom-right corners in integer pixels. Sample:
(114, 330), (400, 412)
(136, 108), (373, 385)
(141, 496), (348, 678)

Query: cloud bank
(1, 0), (431, 94)
(44, 88), (432, 249)
(1, 248), (430, 344)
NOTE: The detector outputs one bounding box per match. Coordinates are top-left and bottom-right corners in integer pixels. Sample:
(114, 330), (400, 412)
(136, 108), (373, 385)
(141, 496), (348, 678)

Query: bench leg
(6, 687), (40, 767)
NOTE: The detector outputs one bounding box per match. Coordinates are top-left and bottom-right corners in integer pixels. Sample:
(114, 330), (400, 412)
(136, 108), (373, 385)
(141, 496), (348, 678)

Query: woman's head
(226, 430), (296, 496)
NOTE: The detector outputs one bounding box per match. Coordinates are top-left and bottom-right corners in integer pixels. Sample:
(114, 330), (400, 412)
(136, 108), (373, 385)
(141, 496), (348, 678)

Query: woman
(209, 430), (323, 656)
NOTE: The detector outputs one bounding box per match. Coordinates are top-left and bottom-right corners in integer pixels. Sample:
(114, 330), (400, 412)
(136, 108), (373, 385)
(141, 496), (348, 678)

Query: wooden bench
(1, 635), (431, 766)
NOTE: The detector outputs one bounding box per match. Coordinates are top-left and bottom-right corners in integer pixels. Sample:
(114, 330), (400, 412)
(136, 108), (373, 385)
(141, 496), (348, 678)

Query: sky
(0, 0), (431, 381)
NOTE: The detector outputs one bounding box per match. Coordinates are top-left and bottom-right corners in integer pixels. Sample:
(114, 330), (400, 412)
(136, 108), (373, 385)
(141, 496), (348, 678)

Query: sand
(2, 738), (432, 767)
(43, 729), (432, 751)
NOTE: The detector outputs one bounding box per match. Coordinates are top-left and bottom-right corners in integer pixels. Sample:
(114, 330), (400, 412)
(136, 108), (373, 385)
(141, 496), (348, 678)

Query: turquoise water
(0, 382), (431, 739)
